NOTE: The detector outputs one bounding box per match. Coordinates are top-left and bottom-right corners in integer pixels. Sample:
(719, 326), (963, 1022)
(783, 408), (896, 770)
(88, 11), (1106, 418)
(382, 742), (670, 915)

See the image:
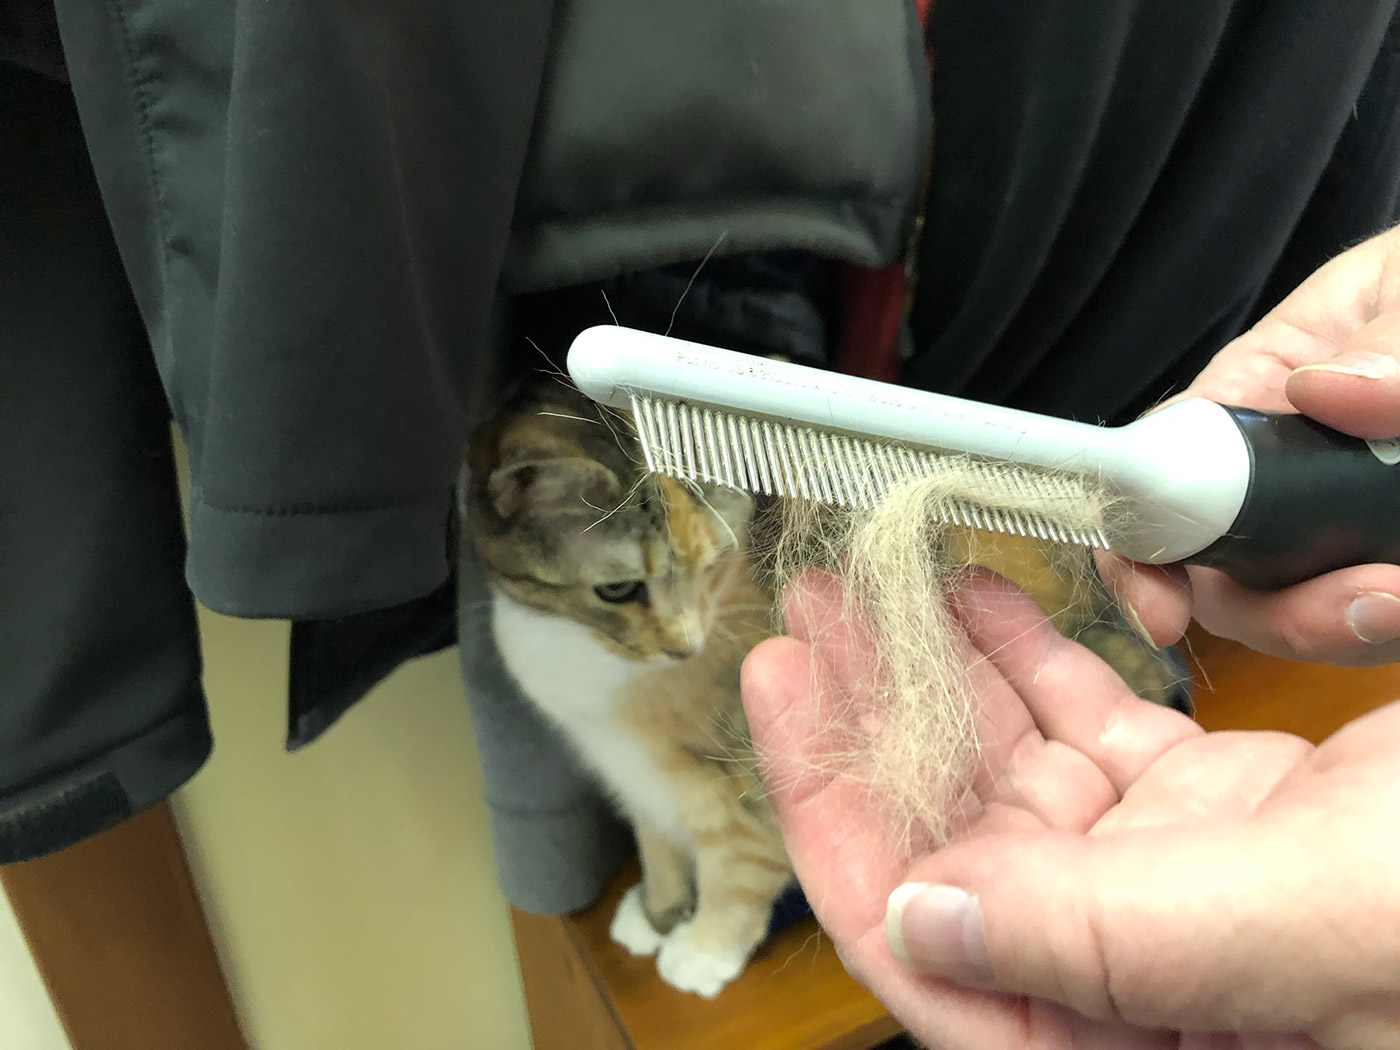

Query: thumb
(1093, 551), (1192, 647)
(1285, 310), (1400, 438)
(884, 825), (1340, 1034)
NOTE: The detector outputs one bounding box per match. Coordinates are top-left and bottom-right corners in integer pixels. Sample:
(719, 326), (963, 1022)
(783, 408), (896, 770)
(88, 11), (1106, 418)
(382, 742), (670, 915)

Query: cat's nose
(663, 613), (704, 659)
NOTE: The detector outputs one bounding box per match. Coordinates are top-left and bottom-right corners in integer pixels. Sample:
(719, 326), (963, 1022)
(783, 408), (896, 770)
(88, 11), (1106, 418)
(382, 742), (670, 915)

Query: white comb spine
(570, 325), (1115, 470)
(567, 326), (1253, 565)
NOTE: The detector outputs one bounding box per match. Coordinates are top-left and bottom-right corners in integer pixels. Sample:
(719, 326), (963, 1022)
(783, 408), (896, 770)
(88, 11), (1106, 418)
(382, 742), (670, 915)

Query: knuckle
(1268, 610), (1322, 662)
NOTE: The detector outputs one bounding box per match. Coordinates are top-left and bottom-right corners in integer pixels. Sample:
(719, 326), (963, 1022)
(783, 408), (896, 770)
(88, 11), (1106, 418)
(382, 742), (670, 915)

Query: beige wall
(0, 889), (70, 1050)
(171, 608), (531, 1050)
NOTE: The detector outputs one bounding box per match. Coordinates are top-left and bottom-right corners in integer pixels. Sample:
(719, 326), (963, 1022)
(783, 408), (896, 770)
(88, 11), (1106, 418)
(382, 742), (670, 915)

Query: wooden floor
(566, 863), (897, 1050)
(1185, 626), (1400, 743)
(515, 629), (1400, 1050)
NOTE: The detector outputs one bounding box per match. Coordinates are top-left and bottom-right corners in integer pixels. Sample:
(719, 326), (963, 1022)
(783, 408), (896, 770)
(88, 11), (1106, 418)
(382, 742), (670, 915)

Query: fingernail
(1293, 353), (1398, 381)
(886, 883), (995, 986)
(1346, 592), (1400, 644)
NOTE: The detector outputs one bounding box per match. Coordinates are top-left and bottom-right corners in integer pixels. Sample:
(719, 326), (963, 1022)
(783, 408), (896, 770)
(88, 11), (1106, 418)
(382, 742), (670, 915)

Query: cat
(464, 376), (793, 999)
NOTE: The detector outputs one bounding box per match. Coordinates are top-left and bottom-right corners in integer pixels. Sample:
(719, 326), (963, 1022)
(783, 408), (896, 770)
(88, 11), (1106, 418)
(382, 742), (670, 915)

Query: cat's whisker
(581, 399), (644, 468)
(701, 717), (753, 751)
(664, 230), (728, 338)
(708, 618), (769, 643)
(524, 337), (570, 379)
(536, 411), (601, 425)
(715, 618), (772, 634)
(694, 748), (746, 764)
(712, 623), (768, 643)
(600, 288), (621, 327)
(581, 501), (627, 532)
(683, 479), (741, 550)
(582, 472), (652, 533)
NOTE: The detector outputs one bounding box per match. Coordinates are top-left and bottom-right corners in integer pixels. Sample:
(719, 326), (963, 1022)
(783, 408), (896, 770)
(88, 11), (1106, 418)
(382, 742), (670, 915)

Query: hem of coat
(486, 795), (633, 916)
(502, 198), (901, 294)
(186, 492), (451, 619)
(0, 703), (212, 863)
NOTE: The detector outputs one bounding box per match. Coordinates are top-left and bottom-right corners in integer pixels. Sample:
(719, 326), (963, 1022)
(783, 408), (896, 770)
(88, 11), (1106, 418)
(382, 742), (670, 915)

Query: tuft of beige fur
(754, 451), (1120, 850)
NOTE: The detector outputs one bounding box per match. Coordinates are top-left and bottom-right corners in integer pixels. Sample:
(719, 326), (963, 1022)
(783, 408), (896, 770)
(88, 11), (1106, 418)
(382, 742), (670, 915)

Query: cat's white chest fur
(491, 590), (686, 839)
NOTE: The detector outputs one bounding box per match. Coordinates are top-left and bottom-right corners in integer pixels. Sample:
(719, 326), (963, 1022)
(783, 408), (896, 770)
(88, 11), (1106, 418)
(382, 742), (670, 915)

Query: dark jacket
(1, 0), (924, 861)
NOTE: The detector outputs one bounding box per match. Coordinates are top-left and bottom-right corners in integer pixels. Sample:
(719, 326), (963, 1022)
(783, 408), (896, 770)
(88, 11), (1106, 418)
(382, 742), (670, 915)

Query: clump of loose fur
(754, 449), (1118, 850)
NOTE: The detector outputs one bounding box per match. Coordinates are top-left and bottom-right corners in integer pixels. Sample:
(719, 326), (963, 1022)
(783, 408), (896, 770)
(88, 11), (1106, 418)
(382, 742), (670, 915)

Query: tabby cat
(464, 372), (1191, 999)
(465, 376), (792, 998)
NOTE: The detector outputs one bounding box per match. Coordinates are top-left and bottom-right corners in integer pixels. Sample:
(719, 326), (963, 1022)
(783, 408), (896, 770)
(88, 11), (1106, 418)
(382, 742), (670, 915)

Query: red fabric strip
(833, 0), (932, 382)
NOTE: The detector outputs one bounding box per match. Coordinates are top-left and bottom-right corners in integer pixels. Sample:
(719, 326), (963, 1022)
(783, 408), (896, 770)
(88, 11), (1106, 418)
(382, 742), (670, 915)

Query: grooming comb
(568, 326), (1400, 591)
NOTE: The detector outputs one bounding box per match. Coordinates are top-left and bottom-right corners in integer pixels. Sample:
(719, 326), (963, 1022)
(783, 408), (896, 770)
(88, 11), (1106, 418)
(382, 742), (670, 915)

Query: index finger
(954, 572), (1203, 795)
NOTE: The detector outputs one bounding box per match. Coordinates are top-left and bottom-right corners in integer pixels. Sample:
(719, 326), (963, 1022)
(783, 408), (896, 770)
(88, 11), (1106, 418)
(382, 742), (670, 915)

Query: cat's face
(466, 382), (753, 662)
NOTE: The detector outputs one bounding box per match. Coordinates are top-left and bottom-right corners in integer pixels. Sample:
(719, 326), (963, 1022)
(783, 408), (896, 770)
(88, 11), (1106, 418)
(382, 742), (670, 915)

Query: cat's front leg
(655, 819), (792, 998)
(655, 920), (755, 999)
(610, 821), (692, 957)
(610, 884), (664, 957)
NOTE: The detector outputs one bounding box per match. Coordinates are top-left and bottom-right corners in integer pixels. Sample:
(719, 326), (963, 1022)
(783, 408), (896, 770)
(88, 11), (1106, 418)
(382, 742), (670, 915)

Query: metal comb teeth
(628, 394), (1110, 549)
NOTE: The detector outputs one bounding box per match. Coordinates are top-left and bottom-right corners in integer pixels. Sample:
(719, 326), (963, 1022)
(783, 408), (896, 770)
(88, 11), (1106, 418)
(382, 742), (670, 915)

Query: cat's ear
(700, 484), (754, 542)
(487, 457), (621, 523)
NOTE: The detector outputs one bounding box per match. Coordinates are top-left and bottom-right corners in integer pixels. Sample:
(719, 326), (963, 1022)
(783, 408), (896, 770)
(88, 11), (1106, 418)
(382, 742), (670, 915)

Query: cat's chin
(594, 636), (680, 665)
(599, 642), (666, 664)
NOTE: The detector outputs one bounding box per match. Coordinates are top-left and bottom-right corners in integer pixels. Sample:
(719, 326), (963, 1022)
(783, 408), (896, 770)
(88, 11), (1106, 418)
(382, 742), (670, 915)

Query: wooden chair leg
(0, 802), (247, 1050)
(512, 907), (632, 1050)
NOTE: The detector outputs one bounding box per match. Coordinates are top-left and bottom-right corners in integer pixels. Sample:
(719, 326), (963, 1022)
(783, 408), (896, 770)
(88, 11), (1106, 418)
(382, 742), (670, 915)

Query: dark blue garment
(766, 883), (815, 938)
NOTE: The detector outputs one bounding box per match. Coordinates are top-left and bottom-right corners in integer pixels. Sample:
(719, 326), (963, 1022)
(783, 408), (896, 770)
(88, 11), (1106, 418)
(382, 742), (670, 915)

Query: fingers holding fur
(1095, 553), (1193, 648)
(953, 572), (1203, 796)
(741, 635), (920, 939)
(741, 637), (834, 807)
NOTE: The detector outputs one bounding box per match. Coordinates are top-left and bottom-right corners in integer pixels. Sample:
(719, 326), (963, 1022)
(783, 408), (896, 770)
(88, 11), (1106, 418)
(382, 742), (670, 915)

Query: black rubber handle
(1187, 407), (1400, 590)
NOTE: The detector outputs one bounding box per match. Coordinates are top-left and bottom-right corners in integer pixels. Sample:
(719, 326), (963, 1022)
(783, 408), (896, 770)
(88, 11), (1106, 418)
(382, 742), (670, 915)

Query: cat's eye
(593, 580), (648, 605)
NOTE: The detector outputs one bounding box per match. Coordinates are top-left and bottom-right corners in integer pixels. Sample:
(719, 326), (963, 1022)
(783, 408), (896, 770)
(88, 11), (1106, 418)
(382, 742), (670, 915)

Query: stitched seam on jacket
(198, 504), (435, 517)
(106, 0), (176, 310)
(194, 494), (445, 517)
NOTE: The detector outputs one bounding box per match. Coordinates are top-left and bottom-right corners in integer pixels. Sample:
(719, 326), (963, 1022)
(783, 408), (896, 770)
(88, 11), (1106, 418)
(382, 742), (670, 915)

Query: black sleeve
(908, 0), (1400, 424)
(0, 65), (209, 862)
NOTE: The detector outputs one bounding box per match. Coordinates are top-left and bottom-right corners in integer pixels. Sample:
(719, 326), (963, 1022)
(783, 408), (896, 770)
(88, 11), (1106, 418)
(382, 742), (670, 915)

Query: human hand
(742, 571), (1400, 1049)
(1101, 224), (1400, 665)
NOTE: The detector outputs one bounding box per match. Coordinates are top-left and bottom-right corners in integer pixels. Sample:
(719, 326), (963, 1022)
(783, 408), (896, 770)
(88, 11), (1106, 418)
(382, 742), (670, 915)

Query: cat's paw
(655, 923), (750, 999)
(610, 884), (664, 957)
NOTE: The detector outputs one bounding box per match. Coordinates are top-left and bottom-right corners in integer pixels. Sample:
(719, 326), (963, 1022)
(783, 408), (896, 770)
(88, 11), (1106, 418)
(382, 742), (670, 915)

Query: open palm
(742, 571), (1400, 1049)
